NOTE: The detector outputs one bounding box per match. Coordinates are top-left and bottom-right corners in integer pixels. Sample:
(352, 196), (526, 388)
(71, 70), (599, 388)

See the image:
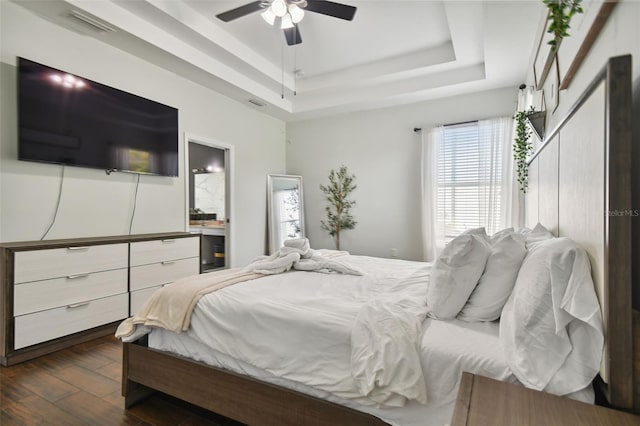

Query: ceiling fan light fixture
(288, 4), (304, 23)
(216, 0), (356, 47)
(261, 8), (276, 25)
(280, 13), (294, 29)
(271, 0), (287, 17)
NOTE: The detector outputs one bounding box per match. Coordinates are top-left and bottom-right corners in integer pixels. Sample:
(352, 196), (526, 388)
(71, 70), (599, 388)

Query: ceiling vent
(68, 10), (116, 34)
(248, 98), (266, 107)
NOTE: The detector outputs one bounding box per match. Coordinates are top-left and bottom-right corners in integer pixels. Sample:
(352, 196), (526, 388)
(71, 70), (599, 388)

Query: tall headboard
(525, 55), (633, 410)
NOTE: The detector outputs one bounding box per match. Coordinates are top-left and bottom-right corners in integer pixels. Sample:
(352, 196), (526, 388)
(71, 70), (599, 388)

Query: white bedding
(500, 237), (604, 395)
(146, 255), (515, 425)
(144, 254), (594, 426)
(151, 312), (516, 426)
(184, 255), (431, 406)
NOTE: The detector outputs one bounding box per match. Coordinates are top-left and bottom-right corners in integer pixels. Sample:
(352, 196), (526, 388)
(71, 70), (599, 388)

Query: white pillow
(523, 223), (554, 249)
(427, 233), (491, 320)
(499, 237), (603, 396)
(458, 229), (526, 322)
(493, 227), (515, 238)
(463, 227), (488, 237)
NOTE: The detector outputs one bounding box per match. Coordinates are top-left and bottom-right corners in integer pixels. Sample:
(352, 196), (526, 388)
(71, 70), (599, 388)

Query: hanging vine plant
(513, 107), (536, 193)
(544, 0), (584, 50)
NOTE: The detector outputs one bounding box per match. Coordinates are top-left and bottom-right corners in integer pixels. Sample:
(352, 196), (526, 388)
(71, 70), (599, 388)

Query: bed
(120, 55), (635, 424)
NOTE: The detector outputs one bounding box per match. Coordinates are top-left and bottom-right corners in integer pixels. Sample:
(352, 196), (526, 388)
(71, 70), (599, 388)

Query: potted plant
(544, 0), (584, 51)
(320, 166), (356, 250)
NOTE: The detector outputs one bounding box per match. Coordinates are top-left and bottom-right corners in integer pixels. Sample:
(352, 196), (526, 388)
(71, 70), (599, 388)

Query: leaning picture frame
(551, 55), (560, 113)
(533, 10), (557, 90)
(558, 0), (618, 89)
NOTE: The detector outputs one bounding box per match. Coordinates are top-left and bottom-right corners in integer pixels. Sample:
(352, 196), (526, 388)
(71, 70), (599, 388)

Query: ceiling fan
(216, 0), (357, 46)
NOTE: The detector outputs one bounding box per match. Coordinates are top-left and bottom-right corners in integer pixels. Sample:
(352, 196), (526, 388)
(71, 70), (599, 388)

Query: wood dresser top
(451, 372), (640, 426)
(0, 232), (195, 251)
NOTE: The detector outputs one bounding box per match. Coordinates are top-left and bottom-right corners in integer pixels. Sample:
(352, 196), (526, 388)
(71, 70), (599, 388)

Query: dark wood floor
(0, 335), (244, 425)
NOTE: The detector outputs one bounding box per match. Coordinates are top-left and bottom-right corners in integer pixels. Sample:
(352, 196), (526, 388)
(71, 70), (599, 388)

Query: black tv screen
(18, 58), (179, 177)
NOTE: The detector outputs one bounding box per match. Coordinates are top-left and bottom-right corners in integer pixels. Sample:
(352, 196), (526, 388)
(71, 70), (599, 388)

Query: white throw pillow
(499, 237), (603, 396)
(463, 227), (488, 238)
(493, 227), (515, 239)
(458, 229), (526, 322)
(523, 223), (554, 249)
(427, 233), (491, 320)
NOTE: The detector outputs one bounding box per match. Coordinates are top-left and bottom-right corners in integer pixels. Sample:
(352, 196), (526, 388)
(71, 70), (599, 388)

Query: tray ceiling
(11, 0), (545, 121)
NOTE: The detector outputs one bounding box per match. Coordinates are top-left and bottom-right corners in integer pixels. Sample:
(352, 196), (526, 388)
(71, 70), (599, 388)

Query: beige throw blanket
(115, 268), (263, 339)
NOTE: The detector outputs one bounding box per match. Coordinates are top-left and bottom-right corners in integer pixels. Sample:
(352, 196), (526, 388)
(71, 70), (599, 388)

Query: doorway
(185, 135), (232, 272)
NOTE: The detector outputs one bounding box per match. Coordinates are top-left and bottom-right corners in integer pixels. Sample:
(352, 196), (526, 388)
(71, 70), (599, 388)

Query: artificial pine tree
(320, 165), (356, 250)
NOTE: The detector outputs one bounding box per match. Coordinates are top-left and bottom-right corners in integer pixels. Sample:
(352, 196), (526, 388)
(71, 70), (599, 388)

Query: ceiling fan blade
(216, 1), (263, 22)
(284, 25), (303, 46)
(305, 0), (357, 21)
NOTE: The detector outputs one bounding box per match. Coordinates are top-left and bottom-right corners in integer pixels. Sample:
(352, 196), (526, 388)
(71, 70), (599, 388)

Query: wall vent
(248, 98), (266, 107)
(68, 10), (116, 34)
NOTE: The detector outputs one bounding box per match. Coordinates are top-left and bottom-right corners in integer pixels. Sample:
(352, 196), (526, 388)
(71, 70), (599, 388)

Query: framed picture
(533, 10), (556, 90)
(558, 0), (618, 89)
(552, 56), (560, 113)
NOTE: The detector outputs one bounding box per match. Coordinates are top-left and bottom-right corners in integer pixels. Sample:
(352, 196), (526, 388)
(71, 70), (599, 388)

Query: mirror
(188, 142), (226, 224)
(194, 171), (226, 221)
(267, 174), (305, 254)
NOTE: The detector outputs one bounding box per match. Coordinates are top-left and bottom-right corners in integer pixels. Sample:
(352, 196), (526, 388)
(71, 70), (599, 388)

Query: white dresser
(0, 232), (201, 366)
(13, 243), (129, 350)
(129, 237), (200, 315)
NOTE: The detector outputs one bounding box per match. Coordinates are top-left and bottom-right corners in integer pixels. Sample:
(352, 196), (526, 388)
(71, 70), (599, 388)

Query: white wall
(0, 2), (286, 267)
(527, 1), (640, 135)
(523, 1), (640, 307)
(287, 87), (517, 261)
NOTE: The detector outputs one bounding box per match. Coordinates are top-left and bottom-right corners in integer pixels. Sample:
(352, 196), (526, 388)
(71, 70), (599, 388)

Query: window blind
(437, 121), (503, 239)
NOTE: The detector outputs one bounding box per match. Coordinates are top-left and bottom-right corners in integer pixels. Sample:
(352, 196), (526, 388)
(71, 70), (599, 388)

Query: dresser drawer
(130, 285), (162, 315)
(14, 243), (128, 284)
(14, 293), (128, 350)
(14, 268), (127, 316)
(130, 257), (199, 291)
(130, 237), (199, 267)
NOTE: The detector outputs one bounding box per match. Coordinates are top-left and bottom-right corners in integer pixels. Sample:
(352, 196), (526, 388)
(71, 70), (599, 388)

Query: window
(422, 117), (515, 261)
(436, 120), (508, 239)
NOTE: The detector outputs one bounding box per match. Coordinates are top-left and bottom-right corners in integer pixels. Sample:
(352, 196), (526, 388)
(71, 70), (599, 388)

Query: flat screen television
(18, 57), (179, 177)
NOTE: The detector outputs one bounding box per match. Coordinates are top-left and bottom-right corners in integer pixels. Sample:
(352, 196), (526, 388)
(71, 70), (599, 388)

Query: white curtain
(478, 117), (516, 231)
(421, 127), (444, 262)
(421, 117), (517, 262)
(508, 86), (540, 227)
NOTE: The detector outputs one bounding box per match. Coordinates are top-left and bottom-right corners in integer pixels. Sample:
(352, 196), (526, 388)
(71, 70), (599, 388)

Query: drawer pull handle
(67, 274), (89, 280)
(161, 260), (176, 265)
(67, 246), (90, 251)
(161, 239), (175, 243)
(67, 301), (90, 309)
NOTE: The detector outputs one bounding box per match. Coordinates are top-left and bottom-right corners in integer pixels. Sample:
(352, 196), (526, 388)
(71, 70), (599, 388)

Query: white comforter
(182, 255), (431, 407)
(146, 252), (595, 426)
(152, 314), (516, 426)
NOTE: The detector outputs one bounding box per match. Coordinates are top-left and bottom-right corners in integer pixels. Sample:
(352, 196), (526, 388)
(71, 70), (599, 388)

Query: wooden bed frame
(122, 55), (636, 424)
(123, 335), (388, 426)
